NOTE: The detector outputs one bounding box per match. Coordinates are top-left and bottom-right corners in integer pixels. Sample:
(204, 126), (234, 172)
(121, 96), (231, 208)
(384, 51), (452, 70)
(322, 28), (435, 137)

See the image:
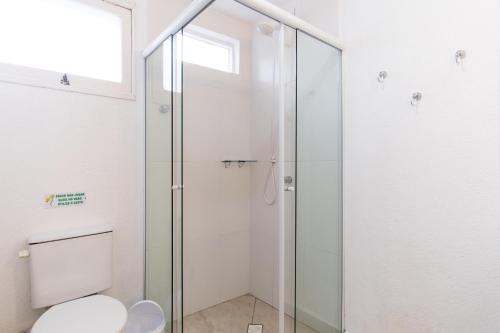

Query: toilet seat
(32, 295), (127, 333)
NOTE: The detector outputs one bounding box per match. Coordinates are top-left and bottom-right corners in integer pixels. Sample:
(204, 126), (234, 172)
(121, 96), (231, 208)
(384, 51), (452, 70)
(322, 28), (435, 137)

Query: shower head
(257, 23), (275, 36)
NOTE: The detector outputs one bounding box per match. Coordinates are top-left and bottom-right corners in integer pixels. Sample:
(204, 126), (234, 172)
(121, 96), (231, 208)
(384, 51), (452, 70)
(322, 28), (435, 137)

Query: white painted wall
(0, 1), (159, 331)
(0, 84), (143, 333)
(269, 0), (340, 36)
(342, 0), (500, 332)
(144, 0), (190, 43)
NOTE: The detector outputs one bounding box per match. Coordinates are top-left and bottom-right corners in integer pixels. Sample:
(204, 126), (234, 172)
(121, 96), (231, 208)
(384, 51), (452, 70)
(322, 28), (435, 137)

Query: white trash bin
(125, 300), (166, 333)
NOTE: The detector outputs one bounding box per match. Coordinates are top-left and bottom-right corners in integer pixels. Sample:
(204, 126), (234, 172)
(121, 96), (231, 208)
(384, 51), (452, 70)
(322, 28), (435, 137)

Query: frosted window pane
(0, 0), (123, 82)
(183, 34), (232, 73)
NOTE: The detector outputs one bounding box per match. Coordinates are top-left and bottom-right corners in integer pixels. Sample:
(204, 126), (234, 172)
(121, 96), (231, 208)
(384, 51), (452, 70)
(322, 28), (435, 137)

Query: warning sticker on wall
(45, 192), (86, 208)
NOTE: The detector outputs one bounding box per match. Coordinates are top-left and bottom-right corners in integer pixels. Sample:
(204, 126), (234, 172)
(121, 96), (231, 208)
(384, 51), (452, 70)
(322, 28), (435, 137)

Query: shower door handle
(284, 186), (295, 192)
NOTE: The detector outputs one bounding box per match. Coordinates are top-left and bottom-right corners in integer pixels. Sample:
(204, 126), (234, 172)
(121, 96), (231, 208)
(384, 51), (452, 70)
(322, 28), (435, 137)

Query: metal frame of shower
(143, 0), (344, 332)
(142, 0), (343, 58)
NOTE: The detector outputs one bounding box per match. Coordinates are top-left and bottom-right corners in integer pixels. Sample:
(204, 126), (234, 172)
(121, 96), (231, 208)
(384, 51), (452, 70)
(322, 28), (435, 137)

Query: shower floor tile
(183, 294), (318, 333)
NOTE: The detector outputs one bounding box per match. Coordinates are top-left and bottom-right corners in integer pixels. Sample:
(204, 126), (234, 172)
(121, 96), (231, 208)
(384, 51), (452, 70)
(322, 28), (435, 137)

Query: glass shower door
(295, 31), (343, 333)
(145, 37), (174, 332)
(145, 32), (183, 333)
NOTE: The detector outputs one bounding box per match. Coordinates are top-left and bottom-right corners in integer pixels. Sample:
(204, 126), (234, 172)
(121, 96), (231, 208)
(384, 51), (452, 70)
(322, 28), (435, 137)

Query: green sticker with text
(45, 192), (86, 208)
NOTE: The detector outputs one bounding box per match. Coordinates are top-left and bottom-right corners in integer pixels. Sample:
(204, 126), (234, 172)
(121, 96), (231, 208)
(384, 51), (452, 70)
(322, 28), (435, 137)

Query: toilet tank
(28, 225), (113, 308)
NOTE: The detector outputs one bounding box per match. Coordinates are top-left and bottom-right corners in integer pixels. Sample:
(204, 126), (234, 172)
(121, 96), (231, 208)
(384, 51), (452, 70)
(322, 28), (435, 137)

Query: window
(182, 26), (240, 74)
(0, 0), (133, 99)
(161, 27), (239, 92)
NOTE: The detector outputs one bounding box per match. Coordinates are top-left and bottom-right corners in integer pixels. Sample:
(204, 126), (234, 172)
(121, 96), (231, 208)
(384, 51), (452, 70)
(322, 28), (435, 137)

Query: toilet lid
(32, 295), (127, 333)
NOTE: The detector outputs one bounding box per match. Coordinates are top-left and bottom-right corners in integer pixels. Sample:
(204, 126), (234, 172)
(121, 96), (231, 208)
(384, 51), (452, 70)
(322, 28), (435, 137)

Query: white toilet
(28, 225), (128, 333)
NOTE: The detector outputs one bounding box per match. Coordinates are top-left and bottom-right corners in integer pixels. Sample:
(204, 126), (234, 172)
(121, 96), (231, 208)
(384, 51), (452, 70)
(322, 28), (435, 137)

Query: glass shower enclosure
(144, 1), (342, 332)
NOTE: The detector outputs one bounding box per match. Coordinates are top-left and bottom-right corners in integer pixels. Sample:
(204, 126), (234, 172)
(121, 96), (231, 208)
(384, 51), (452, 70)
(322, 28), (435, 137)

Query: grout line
(251, 296), (257, 324)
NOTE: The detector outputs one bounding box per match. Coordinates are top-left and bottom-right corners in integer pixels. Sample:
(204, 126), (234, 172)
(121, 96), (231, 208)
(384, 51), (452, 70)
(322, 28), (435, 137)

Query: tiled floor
(184, 294), (318, 333)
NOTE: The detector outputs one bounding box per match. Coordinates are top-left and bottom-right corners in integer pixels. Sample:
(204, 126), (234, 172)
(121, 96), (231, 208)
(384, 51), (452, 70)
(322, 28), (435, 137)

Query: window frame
(183, 25), (240, 74)
(0, 0), (134, 100)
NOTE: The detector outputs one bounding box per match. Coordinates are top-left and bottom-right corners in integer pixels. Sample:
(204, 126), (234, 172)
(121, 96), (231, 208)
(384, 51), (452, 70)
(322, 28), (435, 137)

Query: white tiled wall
(249, 28), (280, 307)
(182, 6), (255, 316)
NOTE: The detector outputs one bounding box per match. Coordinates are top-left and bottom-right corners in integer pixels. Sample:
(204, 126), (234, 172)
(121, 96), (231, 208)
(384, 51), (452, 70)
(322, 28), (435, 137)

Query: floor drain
(248, 324), (263, 333)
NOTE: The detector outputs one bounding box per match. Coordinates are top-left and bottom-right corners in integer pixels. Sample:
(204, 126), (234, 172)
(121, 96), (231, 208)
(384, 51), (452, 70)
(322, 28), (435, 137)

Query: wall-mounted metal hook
(455, 50), (466, 65)
(377, 71), (388, 83)
(411, 92), (422, 106)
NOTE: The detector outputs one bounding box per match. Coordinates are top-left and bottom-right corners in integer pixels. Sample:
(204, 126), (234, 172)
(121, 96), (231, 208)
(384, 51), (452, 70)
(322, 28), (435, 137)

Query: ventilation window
(0, 0), (133, 99)
(183, 26), (240, 74)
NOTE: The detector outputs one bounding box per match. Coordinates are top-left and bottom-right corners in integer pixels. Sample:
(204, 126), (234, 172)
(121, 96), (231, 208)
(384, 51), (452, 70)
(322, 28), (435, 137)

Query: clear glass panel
(296, 32), (343, 333)
(172, 31), (184, 333)
(283, 27), (297, 333)
(0, 0), (124, 82)
(145, 37), (173, 332)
